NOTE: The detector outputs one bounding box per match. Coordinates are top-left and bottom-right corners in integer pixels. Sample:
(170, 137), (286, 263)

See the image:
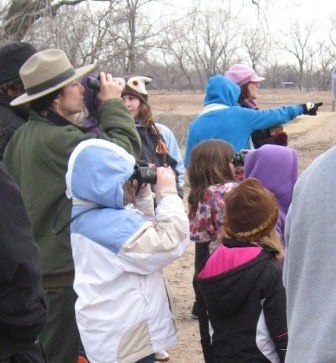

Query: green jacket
(3, 99), (141, 288)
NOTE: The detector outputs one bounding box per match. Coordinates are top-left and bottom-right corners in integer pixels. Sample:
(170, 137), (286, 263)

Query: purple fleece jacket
(244, 144), (298, 244)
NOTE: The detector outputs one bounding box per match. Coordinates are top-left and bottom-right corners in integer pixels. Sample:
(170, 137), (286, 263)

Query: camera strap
(53, 205), (101, 235)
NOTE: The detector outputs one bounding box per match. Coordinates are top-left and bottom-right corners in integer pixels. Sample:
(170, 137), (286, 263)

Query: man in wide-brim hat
(3, 48), (141, 363)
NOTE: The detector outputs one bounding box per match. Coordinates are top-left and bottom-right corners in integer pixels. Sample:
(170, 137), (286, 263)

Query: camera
(233, 150), (248, 167)
(131, 161), (157, 184)
(87, 75), (101, 90)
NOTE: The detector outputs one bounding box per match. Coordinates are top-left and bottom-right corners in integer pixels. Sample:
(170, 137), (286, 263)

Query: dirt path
(164, 112), (336, 362)
(285, 112), (336, 171)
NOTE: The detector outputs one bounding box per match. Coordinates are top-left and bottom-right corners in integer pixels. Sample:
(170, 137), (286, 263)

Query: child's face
(122, 95), (141, 119)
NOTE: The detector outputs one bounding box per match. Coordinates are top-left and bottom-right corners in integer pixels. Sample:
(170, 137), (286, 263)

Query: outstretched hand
(302, 102), (323, 115)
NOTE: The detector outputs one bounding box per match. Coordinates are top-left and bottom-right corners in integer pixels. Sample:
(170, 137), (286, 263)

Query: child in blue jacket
(66, 139), (190, 363)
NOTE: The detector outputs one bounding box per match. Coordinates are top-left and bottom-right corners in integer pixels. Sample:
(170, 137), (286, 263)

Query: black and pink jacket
(197, 238), (287, 363)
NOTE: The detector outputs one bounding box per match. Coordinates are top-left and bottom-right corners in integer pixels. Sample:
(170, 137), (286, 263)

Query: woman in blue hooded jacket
(184, 74), (322, 167)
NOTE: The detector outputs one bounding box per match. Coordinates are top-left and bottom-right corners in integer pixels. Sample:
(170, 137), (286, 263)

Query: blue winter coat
(184, 75), (303, 167)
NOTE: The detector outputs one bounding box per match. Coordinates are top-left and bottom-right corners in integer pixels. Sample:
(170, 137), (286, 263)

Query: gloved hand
(302, 102), (323, 115)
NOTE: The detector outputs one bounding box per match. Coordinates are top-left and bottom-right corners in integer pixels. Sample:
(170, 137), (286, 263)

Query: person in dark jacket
(122, 76), (184, 200)
(0, 161), (48, 363)
(197, 178), (286, 363)
(0, 42), (37, 160)
(3, 49), (141, 363)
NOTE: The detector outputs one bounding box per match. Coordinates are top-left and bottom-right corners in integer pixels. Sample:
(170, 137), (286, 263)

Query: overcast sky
(157, 0), (336, 39)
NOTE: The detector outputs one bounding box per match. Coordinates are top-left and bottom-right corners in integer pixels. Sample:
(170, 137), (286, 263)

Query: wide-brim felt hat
(11, 48), (95, 106)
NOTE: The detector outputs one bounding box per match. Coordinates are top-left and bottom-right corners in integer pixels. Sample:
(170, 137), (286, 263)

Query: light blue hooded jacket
(184, 75), (304, 167)
(65, 139), (190, 363)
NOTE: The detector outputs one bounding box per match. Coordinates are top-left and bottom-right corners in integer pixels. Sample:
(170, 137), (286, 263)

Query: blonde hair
(260, 228), (284, 263)
(217, 227), (284, 263)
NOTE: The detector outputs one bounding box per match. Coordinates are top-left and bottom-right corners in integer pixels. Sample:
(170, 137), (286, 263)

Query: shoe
(191, 301), (199, 320)
(154, 351), (170, 362)
(191, 312), (198, 320)
(78, 355), (89, 363)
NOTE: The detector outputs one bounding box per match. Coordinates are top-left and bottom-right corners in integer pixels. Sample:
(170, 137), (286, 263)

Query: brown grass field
(153, 89), (336, 362)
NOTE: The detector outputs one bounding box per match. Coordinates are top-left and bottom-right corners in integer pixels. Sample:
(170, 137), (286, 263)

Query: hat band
(25, 67), (76, 96)
(226, 193), (278, 240)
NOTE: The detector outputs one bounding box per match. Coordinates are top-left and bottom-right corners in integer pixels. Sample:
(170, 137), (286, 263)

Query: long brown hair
(136, 99), (168, 150)
(188, 140), (236, 214)
(137, 101), (154, 127)
(239, 82), (250, 101)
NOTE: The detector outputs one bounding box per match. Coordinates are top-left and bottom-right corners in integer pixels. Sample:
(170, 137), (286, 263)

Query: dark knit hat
(224, 178), (279, 241)
(0, 42), (37, 84)
(122, 76), (152, 104)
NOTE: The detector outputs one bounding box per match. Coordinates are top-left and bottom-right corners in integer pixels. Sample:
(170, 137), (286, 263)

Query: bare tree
(110, 0), (166, 74)
(2, 0), (166, 76)
(0, 0), (333, 92)
(241, 27), (270, 71)
(330, 15), (336, 49)
(159, 15), (198, 89)
(0, 0), (112, 41)
(22, 1), (125, 68)
(191, 7), (241, 86)
(166, 2), (241, 88)
(313, 40), (335, 91)
(278, 20), (319, 91)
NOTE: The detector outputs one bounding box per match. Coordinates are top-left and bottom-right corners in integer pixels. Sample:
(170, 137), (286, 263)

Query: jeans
(39, 286), (80, 363)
